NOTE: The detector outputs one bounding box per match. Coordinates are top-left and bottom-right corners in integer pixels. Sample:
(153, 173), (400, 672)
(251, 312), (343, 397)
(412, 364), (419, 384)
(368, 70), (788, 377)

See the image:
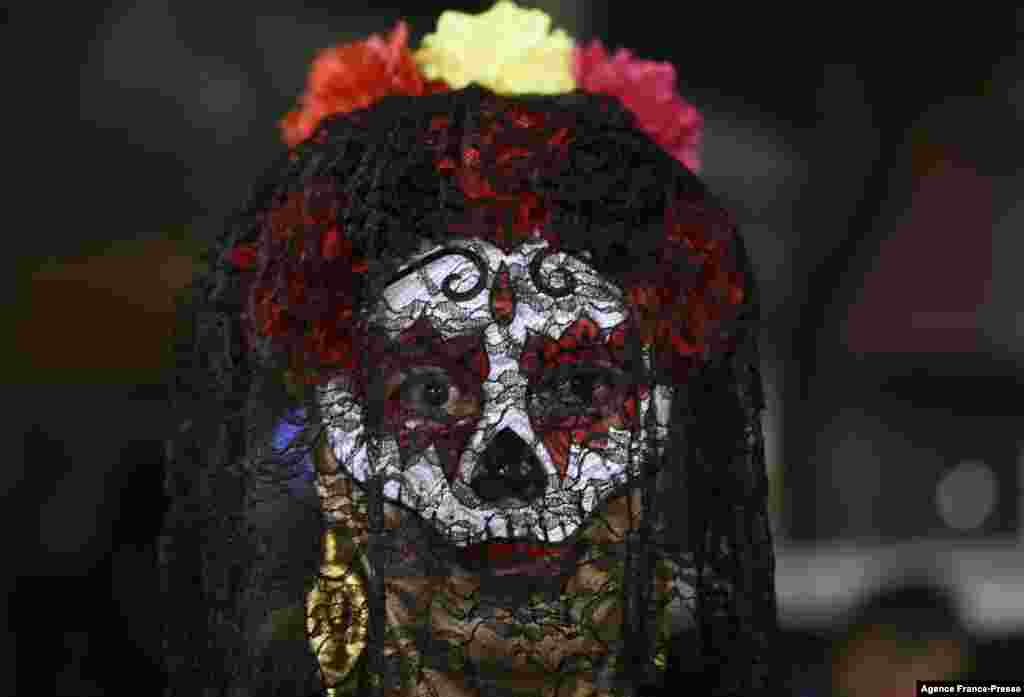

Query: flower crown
(280, 0), (702, 172)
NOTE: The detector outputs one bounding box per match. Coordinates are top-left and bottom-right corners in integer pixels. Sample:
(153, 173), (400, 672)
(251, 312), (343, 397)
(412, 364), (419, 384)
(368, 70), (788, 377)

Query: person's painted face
(319, 236), (672, 573)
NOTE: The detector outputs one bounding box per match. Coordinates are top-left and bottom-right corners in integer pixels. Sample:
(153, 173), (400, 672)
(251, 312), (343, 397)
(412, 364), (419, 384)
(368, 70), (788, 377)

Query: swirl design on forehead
(383, 247), (489, 301)
(528, 247), (577, 298)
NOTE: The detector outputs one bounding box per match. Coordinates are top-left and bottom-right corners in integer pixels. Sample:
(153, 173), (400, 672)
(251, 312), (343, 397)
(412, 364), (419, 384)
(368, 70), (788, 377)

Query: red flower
(229, 178), (372, 384)
(280, 21), (449, 147)
(320, 226), (350, 261)
(305, 309), (356, 374)
(266, 191), (307, 242)
(227, 243), (258, 270)
(430, 99), (573, 251)
(573, 40), (702, 173)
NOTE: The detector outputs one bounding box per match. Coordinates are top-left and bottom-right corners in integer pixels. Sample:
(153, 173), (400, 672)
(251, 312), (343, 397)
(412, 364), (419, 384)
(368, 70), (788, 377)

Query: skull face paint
(319, 237), (673, 550)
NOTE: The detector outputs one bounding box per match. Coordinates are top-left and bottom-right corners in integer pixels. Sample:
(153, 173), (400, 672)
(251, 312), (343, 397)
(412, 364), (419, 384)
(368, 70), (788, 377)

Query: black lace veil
(162, 86), (778, 696)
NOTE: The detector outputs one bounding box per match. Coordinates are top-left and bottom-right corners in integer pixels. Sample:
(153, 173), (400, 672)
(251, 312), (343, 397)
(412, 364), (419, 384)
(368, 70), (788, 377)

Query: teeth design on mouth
(545, 516), (573, 543)
(382, 477), (401, 499)
(580, 486), (598, 515)
(448, 520), (475, 544)
(487, 516), (508, 539)
(539, 495), (578, 530)
(536, 512), (550, 543)
(510, 509), (536, 539)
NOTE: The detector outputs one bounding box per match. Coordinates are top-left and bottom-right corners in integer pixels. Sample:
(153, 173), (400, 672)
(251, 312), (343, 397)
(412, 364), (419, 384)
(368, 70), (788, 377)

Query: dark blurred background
(8, 2), (1023, 694)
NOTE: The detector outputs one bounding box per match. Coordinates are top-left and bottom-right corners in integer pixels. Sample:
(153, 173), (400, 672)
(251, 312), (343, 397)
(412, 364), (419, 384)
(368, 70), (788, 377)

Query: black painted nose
(470, 428), (547, 504)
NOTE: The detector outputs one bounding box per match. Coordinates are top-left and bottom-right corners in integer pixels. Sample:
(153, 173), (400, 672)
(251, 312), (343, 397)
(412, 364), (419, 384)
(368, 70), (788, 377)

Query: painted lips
(458, 541), (575, 577)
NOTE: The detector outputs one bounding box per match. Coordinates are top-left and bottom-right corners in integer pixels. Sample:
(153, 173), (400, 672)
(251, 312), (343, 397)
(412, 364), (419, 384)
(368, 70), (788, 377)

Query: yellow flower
(415, 1), (575, 95)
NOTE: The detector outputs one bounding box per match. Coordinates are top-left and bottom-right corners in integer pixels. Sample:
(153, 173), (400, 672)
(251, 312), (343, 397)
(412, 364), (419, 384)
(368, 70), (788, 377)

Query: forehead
(370, 237), (627, 341)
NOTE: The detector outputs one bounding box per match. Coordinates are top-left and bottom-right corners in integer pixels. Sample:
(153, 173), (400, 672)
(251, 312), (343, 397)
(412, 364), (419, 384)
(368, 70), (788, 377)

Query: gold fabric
(307, 526), (369, 692)
(307, 441), (371, 694)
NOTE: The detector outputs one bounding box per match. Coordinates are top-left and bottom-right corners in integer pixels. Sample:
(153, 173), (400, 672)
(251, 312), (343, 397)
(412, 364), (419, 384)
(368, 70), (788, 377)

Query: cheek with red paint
(382, 372), (483, 478)
(519, 317), (649, 479)
(373, 324), (489, 480)
(534, 392), (646, 478)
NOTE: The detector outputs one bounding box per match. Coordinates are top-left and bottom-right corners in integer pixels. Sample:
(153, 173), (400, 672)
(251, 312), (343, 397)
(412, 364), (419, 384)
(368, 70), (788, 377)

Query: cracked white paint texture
(320, 238), (673, 546)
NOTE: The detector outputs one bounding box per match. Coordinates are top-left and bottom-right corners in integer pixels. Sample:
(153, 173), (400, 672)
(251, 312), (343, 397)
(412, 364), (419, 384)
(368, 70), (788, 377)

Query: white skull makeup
(319, 237), (673, 548)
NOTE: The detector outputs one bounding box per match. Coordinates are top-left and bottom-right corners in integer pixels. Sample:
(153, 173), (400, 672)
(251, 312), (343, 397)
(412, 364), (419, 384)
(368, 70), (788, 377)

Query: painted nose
(470, 427), (547, 504)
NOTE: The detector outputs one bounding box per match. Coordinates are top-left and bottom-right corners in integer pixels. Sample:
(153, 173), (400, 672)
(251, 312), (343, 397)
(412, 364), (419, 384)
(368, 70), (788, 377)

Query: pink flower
(573, 40), (702, 173)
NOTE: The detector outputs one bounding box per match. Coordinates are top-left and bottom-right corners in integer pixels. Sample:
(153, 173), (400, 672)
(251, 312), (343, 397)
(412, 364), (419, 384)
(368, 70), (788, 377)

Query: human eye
(530, 363), (626, 417)
(399, 367), (457, 415)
